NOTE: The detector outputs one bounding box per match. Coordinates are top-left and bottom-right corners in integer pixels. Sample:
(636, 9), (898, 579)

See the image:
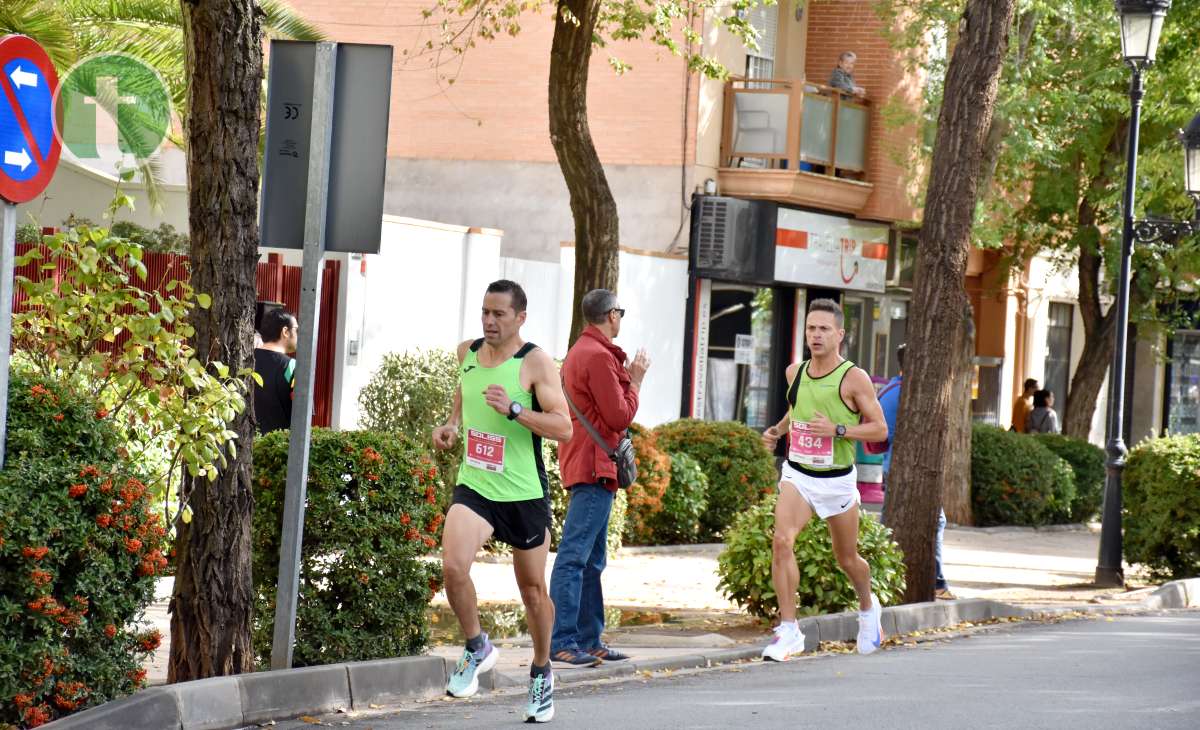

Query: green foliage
(640, 451), (708, 545)
(546, 440), (626, 556)
(15, 223), (41, 246)
(716, 494), (906, 619)
(1123, 434), (1200, 581)
(251, 430), (443, 667)
(1033, 433), (1106, 522)
(424, 0), (767, 80)
(0, 372), (168, 727)
(358, 349), (462, 514)
(653, 419), (777, 540)
(882, 0), (1200, 333)
(11, 225), (247, 515)
(622, 424), (671, 545)
(971, 424), (1076, 527)
(108, 221), (188, 254)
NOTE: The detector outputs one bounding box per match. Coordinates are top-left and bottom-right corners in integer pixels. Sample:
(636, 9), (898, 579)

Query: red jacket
(559, 326), (639, 491)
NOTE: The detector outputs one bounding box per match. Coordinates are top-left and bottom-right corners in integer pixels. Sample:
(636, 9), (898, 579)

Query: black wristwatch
(507, 402), (524, 421)
(835, 424), (847, 438)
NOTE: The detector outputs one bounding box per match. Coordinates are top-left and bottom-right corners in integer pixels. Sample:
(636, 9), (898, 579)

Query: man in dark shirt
(829, 51), (866, 98)
(254, 308), (299, 434)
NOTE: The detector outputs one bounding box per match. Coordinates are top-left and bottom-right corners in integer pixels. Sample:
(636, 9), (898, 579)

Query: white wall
(329, 216), (502, 428)
(15, 158), (188, 231)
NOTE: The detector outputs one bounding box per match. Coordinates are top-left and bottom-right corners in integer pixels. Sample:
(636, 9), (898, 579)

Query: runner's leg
(514, 530), (554, 667)
(442, 503), (494, 639)
(773, 483), (815, 622)
(827, 505), (872, 611)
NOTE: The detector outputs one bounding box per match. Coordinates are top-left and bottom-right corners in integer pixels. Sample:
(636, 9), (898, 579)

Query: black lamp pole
(1097, 0), (1200, 586)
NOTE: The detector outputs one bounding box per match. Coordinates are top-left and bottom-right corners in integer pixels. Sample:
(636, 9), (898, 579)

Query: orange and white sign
(774, 209), (889, 293)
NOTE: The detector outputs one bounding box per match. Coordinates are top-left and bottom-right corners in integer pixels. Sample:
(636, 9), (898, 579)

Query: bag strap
(561, 376), (616, 457)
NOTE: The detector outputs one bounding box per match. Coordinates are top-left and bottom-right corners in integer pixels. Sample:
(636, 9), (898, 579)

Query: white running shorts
(779, 462), (859, 519)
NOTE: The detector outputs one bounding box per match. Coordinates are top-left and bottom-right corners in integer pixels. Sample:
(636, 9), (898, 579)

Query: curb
(44, 578), (1200, 729)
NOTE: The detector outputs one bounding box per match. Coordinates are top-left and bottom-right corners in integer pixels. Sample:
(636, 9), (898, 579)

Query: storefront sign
(734, 334), (754, 365)
(774, 209), (889, 293)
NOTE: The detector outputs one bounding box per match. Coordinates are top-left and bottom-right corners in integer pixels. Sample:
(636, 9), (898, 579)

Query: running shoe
(524, 672), (554, 723)
(551, 648), (601, 668)
(856, 594), (883, 655)
(761, 622), (806, 662)
(446, 637), (499, 698)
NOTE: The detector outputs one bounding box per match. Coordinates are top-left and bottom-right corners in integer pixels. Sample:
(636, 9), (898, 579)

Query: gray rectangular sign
(260, 41), (393, 254)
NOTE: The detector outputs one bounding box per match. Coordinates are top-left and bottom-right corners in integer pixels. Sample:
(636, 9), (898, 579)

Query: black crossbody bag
(562, 387), (638, 489)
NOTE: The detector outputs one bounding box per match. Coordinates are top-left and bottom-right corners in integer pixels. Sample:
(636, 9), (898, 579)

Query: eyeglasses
(609, 308), (626, 319)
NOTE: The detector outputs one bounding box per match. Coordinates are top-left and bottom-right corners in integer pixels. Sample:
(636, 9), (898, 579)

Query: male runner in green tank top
(431, 280), (573, 723)
(759, 298), (889, 662)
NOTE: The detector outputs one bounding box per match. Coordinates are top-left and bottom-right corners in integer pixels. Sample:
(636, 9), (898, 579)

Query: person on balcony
(829, 51), (867, 98)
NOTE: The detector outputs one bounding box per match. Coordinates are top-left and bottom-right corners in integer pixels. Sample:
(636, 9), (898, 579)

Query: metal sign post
(269, 41), (337, 671)
(260, 38), (392, 669)
(0, 34), (62, 470)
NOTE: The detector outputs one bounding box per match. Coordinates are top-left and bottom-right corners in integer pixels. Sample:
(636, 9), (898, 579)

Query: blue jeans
(549, 483), (613, 652)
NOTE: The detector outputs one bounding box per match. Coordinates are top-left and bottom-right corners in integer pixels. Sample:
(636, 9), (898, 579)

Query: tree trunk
(549, 0), (620, 345)
(889, 0), (1013, 604)
(169, 0), (263, 682)
(1062, 123), (1125, 439)
(942, 307), (975, 526)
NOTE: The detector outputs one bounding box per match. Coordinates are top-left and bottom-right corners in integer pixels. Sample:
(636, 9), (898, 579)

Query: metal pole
(270, 41), (337, 670)
(0, 203), (16, 471)
(1095, 66), (1143, 588)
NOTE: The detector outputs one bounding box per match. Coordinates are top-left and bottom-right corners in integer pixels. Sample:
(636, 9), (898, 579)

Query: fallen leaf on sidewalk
(299, 717), (323, 725)
(368, 704), (383, 709)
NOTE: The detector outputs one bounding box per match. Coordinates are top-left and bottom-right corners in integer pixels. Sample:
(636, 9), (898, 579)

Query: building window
(1044, 302), (1073, 423)
(1167, 331), (1200, 435)
(745, 3), (777, 84)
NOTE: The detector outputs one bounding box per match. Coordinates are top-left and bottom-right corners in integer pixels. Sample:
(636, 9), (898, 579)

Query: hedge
(251, 429), (442, 667)
(1033, 433), (1106, 522)
(971, 424), (1075, 526)
(1123, 434), (1200, 581)
(653, 419), (777, 540)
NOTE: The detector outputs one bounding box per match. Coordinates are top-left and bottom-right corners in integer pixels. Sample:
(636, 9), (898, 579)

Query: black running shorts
(452, 485), (552, 549)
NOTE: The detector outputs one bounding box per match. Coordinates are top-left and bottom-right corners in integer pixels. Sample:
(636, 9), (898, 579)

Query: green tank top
(456, 339), (547, 502)
(787, 359), (861, 470)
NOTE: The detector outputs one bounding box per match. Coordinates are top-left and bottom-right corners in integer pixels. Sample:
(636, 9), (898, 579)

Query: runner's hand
(432, 425), (458, 451)
(627, 349), (651, 386)
(762, 426), (781, 450)
(483, 385), (513, 416)
(808, 411), (837, 438)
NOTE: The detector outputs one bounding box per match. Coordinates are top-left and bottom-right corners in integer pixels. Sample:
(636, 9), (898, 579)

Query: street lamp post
(1097, 0), (1200, 586)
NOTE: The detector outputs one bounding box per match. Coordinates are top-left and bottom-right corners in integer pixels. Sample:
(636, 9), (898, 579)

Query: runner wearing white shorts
(759, 299), (890, 662)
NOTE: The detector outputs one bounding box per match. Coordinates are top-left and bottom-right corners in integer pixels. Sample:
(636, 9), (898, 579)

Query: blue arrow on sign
(0, 57), (53, 183)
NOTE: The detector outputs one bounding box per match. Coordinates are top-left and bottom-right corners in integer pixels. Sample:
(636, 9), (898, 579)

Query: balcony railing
(720, 78), (870, 177)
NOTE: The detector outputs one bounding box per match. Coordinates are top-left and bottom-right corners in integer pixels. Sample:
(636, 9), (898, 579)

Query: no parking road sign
(0, 35), (60, 204)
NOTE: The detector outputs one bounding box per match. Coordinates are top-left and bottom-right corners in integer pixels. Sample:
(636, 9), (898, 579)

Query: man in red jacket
(549, 288), (650, 667)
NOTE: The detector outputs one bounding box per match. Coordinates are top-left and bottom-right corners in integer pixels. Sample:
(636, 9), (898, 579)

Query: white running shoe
(762, 622), (806, 662)
(856, 594), (884, 655)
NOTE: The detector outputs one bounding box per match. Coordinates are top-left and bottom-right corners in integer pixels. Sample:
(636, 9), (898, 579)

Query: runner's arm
(842, 367), (888, 442)
(762, 362), (801, 448)
(516, 350), (573, 442)
(432, 340), (471, 450)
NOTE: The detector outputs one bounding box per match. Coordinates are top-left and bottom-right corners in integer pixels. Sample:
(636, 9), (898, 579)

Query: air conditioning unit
(688, 195), (777, 285)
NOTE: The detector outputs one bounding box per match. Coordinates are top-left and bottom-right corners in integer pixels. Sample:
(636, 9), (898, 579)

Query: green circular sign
(54, 53), (172, 163)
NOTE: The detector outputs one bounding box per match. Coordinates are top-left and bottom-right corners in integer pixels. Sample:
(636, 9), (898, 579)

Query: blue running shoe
(446, 637), (499, 698)
(523, 672), (554, 723)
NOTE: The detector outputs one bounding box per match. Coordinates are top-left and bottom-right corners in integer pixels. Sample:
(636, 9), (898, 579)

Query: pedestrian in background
(1011, 378), (1038, 433)
(550, 289), (650, 667)
(254, 308), (298, 435)
(1026, 389), (1060, 434)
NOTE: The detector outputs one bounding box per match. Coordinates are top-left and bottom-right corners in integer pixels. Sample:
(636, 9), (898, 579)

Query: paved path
(276, 611), (1200, 729)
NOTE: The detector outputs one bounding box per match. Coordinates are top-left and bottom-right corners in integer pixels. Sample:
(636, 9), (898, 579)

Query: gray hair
(582, 288), (619, 325)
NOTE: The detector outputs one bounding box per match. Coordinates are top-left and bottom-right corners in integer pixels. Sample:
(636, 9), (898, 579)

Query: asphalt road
(278, 611), (1200, 729)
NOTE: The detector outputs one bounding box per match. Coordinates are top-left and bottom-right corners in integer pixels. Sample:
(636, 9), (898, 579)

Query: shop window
(1167, 331), (1200, 435)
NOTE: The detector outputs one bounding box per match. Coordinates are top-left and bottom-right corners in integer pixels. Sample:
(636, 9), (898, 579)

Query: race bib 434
(789, 421), (834, 467)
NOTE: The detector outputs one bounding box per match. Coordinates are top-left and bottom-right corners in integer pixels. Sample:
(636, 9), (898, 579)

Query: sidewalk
(142, 522), (1140, 685)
